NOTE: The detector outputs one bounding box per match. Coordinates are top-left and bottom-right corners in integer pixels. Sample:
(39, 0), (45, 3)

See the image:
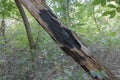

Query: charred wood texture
(18, 0), (116, 80)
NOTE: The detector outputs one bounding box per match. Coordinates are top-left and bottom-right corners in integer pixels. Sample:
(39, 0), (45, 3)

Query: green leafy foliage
(93, 0), (106, 6)
(0, 0), (20, 18)
(102, 11), (111, 16)
(102, 10), (116, 18)
(116, 6), (120, 12)
(93, 0), (120, 18)
(93, 0), (101, 5)
(101, 0), (106, 6)
(107, 4), (116, 8)
(110, 10), (116, 18)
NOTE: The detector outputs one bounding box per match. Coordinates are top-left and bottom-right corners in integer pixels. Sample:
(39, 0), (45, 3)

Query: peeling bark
(18, 0), (116, 80)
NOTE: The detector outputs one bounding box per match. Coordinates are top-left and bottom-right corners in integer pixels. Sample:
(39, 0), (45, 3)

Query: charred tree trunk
(15, 0), (35, 49)
(18, 0), (116, 80)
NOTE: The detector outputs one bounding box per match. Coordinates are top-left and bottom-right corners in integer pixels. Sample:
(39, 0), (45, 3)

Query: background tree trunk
(0, 18), (5, 36)
(18, 0), (116, 80)
(15, 0), (35, 49)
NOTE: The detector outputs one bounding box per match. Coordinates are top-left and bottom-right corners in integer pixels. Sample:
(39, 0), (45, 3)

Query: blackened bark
(39, 10), (81, 49)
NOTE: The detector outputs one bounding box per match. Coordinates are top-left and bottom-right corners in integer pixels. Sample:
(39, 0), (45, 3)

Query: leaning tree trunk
(17, 0), (116, 80)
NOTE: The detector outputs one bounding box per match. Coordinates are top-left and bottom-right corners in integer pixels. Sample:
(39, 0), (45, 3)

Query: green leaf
(101, 0), (106, 6)
(93, 0), (101, 5)
(107, 4), (116, 8)
(102, 11), (111, 16)
(116, 7), (120, 12)
(107, 0), (114, 1)
(115, 0), (120, 4)
(102, 10), (116, 18)
(110, 10), (116, 18)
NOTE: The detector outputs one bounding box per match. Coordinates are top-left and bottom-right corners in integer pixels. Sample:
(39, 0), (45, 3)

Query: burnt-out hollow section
(39, 10), (81, 49)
